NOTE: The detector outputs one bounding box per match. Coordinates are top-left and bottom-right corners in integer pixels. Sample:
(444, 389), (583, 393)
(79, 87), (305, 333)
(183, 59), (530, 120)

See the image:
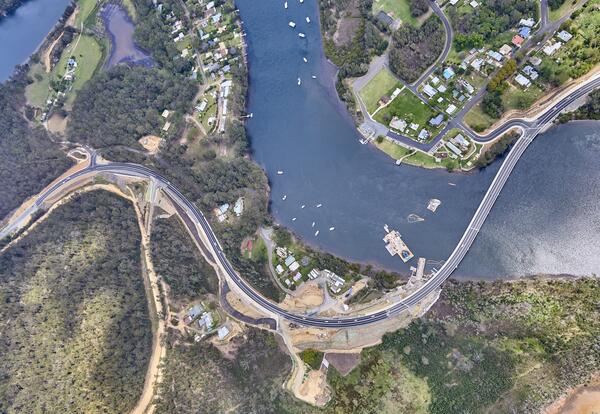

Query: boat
(311, 222), (315, 227)
(297, 77), (301, 85)
(284, 1), (288, 8)
(311, 75), (316, 79)
(277, 170), (284, 175)
(288, 21), (296, 28)
(301, 205), (305, 209)
(292, 217), (297, 221)
(329, 227), (335, 231)
(384, 224), (389, 233)
(298, 32), (305, 38)
(306, 16), (310, 23)
(300, 0), (304, 3)
(448, 182), (456, 186)
(314, 230), (319, 236)
(282, 195), (287, 200)
(316, 203), (322, 208)
(303, 57), (308, 63)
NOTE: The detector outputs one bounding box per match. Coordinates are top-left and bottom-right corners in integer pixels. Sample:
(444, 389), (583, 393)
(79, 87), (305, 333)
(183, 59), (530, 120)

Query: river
(236, 0), (600, 278)
(0, 0), (71, 82)
(0, 0), (598, 279)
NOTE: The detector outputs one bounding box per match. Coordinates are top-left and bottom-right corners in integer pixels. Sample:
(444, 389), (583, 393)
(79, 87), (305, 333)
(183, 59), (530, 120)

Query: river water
(1, 0), (598, 278)
(0, 0), (71, 81)
(236, 0), (600, 278)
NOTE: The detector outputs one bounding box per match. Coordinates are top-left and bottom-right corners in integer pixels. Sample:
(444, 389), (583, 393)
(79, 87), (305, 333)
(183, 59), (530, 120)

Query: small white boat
(311, 75), (316, 79)
(282, 195), (287, 200)
(292, 217), (297, 221)
(316, 203), (322, 208)
(277, 170), (284, 175)
(448, 182), (456, 186)
(300, 0), (304, 3)
(298, 32), (305, 38)
(314, 230), (319, 236)
(284, 1), (288, 8)
(311, 222), (315, 227)
(306, 16), (310, 23)
(288, 21), (296, 28)
(301, 204), (305, 209)
(303, 57), (308, 63)
(297, 77), (301, 85)
(329, 227), (335, 231)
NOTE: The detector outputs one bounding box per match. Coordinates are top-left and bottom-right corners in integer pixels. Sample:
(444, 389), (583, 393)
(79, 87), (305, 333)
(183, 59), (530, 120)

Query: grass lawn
(374, 88), (436, 130)
(464, 103), (496, 132)
(549, 0), (580, 21)
(372, 0), (419, 26)
(25, 63), (51, 107)
(359, 68), (401, 114)
(502, 84), (544, 110)
(55, 35), (102, 106)
(75, 0), (98, 26)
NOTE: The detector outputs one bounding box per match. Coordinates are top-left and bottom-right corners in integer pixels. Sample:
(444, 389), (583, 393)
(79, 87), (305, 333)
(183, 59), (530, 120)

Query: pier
(383, 229), (414, 263)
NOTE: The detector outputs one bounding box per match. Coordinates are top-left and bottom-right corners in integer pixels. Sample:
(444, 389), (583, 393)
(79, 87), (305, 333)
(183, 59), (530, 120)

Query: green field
(359, 68), (401, 114)
(372, 0), (419, 26)
(502, 84), (544, 110)
(25, 63), (51, 107)
(374, 88), (436, 131)
(75, 0), (98, 26)
(55, 35), (102, 105)
(549, 0), (580, 21)
(464, 103), (496, 132)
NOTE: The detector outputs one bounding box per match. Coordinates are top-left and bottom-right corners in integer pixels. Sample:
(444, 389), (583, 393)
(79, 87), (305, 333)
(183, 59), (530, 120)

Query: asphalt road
(3, 77), (597, 328)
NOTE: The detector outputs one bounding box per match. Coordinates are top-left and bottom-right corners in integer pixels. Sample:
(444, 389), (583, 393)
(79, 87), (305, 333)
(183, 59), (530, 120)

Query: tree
(410, 0), (429, 17)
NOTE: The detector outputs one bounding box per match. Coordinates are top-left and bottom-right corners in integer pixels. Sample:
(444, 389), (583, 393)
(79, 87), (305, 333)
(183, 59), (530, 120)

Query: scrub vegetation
(0, 70), (72, 220)
(388, 15), (445, 83)
(558, 89), (600, 122)
(0, 191), (151, 413)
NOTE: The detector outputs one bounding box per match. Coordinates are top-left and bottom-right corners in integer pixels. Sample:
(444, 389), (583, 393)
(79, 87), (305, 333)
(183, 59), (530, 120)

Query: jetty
(383, 228), (413, 263)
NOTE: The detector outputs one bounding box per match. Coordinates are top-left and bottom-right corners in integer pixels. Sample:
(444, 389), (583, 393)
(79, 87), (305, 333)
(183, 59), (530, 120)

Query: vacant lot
(359, 68), (401, 113)
(374, 88), (435, 130)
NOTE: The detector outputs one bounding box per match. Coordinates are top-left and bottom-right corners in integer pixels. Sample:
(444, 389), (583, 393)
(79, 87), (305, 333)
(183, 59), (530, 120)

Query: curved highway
(2, 79), (597, 328)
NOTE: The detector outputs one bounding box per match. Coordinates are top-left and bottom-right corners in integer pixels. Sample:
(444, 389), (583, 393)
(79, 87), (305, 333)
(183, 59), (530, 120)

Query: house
(519, 27), (531, 38)
(523, 65), (539, 80)
(418, 129), (430, 141)
(446, 141), (463, 157)
(499, 44), (512, 56)
(557, 30), (573, 42)
(429, 114), (444, 127)
(217, 326), (230, 340)
(431, 76), (440, 85)
(233, 197), (244, 216)
(276, 247), (287, 258)
(289, 261), (300, 272)
(184, 304), (204, 324)
(390, 117), (407, 132)
(276, 264), (284, 274)
(284, 255), (296, 267)
(453, 133), (470, 148)
(423, 84), (437, 98)
(376, 10), (394, 27)
(443, 67), (455, 80)
(512, 35), (524, 47)
(449, 0), (458, 4)
(437, 84), (447, 93)
(162, 109), (170, 118)
(515, 73), (531, 88)
(530, 56), (542, 66)
(470, 58), (484, 71)
(459, 79), (475, 94)
(446, 104), (457, 114)
(308, 269), (320, 279)
(198, 312), (213, 329)
(196, 100), (208, 112)
(284, 279), (292, 287)
(487, 50), (503, 62)
(293, 272), (302, 282)
(469, 0), (479, 8)
(162, 121), (171, 132)
(519, 17), (535, 27)
(543, 42), (562, 56)
(409, 122), (419, 131)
